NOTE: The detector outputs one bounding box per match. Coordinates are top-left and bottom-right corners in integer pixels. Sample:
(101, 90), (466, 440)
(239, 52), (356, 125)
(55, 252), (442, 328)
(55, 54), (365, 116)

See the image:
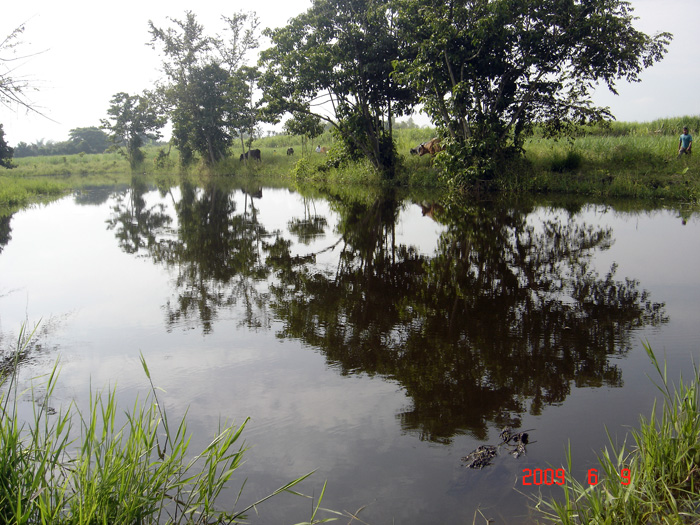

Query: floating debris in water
(510, 441), (527, 459)
(461, 427), (535, 469)
(461, 445), (498, 469)
(500, 426), (531, 445)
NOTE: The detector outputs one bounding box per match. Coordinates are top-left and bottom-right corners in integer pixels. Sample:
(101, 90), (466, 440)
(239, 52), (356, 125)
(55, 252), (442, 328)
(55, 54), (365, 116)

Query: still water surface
(1, 182), (699, 523)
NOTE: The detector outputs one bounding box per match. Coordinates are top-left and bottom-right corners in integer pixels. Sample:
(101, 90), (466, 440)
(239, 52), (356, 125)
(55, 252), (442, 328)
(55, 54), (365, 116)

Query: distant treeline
(15, 117), (426, 158)
(13, 126), (166, 158)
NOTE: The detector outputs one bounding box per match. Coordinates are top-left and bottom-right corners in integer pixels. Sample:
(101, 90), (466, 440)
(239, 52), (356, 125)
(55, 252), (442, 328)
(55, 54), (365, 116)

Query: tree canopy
(393, 0), (672, 182)
(68, 127), (110, 154)
(148, 11), (261, 166)
(101, 92), (165, 168)
(259, 0), (417, 176)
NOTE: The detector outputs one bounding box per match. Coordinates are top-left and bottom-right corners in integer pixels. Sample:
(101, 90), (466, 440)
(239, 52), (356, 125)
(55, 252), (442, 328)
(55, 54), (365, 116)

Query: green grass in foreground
(535, 344), (700, 524)
(0, 323), (342, 524)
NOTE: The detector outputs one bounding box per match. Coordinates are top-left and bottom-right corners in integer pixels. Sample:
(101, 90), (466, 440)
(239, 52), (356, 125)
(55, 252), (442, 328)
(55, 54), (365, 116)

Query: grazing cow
(409, 145), (420, 155)
(287, 147), (294, 156)
(239, 149), (262, 162)
(417, 138), (443, 156)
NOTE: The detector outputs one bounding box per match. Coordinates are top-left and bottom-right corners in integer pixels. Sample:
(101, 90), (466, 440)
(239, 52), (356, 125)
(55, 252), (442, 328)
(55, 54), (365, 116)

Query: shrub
(550, 150), (583, 173)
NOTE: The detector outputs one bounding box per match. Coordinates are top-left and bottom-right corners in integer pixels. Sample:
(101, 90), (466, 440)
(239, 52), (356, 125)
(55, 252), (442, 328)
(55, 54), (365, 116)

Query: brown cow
(417, 138), (443, 156)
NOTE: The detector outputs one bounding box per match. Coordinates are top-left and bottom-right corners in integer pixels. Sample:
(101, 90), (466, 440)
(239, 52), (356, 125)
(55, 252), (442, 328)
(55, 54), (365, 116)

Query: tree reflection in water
(0, 214), (12, 256)
(108, 183), (668, 443)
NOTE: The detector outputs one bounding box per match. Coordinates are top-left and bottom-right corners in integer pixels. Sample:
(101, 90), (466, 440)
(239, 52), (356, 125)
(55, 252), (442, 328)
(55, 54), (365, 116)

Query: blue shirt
(680, 133), (693, 148)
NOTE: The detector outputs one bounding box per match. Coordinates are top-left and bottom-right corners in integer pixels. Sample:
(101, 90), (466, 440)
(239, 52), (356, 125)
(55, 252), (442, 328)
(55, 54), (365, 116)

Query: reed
(535, 344), (700, 524)
(0, 323), (315, 524)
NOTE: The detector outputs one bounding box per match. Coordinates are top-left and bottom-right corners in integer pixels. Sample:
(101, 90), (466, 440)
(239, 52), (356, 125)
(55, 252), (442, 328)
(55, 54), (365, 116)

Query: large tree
(148, 11), (261, 166)
(101, 92), (165, 168)
(259, 0), (416, 177)
(228, 66), (261, 157)
(0, 124), (13, 168)
(394, 0), (672, 182)
(68, 127), (110, 154)
(180, 62), (233, 165)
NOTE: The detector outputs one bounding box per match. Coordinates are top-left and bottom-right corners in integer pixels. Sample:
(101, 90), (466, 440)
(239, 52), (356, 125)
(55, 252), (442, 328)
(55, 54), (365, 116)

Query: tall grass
(6, 117), (698, 199)
(535, 344), (700, 524)
(583, 117), (700, 138)
(526, 134), (689, 171)
(0, 175), (66, 207)
(0, 323), (316, 524)
(9, 151), (130, 177)
(524, 130), (700, 200)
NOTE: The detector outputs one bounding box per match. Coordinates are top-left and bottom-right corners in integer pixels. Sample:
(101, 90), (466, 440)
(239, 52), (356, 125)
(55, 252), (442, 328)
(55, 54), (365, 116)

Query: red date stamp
(521, 468), (631, 486)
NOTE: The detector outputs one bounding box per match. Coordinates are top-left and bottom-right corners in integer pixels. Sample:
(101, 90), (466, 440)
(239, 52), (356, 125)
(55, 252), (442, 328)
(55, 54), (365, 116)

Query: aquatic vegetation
(0, 323), (315, 524)
(535, 344), (700, 524)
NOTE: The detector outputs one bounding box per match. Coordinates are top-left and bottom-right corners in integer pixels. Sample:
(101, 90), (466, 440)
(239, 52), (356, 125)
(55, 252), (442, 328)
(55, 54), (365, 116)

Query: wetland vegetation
(537, 346), (700, 524)
(0, 173), (699, 523)
(2, 1), (699, 522)
(0, 325), (320, 524)
(3, 115), (700, 211)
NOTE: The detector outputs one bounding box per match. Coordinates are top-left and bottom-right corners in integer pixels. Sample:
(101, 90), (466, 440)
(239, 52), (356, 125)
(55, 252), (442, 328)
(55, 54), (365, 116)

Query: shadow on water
(105, 179), (669, 444)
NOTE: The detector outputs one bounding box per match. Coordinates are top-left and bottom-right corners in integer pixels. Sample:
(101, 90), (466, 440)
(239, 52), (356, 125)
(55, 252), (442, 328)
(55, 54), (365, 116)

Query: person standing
(678, 126), (693, 157)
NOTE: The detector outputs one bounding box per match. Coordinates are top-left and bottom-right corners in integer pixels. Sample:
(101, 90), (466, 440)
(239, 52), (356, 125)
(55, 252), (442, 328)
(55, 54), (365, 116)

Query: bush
(550, 150), (583, 173)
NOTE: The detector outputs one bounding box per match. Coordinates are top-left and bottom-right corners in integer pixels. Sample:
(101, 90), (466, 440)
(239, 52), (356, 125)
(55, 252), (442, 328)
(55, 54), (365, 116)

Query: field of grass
(525, 132), (700, 200)
(3, 117), (700, 206)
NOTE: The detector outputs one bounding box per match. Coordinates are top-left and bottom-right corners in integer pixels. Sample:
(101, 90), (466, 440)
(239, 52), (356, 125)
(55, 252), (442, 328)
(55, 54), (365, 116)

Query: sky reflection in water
(0, 184), (698, 524)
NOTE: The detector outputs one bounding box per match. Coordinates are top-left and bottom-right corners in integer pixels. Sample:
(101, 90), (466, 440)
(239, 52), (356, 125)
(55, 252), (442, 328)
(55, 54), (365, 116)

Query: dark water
(1, 180), (699, 524)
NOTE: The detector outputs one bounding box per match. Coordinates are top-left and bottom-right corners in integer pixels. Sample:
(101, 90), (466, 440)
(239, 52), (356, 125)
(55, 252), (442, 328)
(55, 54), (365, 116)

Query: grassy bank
(525, 133), (700, 200)
(536, 345), (700, 524)
(1, 152), (136, 208)
(4, 117), (700, 204)
(0, 324), (318, 524)
(253, 120), (700, 199)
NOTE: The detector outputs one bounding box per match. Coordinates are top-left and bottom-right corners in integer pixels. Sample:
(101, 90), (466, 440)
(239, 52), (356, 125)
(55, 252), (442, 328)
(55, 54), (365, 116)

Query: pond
(0, 179), (699, 524)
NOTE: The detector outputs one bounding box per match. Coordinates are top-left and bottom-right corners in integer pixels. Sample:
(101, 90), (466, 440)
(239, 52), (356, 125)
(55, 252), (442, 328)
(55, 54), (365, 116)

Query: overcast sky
(2, 0), (698, 146)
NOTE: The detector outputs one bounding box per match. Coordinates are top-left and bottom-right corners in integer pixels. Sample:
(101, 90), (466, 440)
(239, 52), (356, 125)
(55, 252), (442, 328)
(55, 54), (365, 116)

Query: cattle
(409, 145), (420, 155)
(315, 146), (327, 154)
(417, 138), (443, 156)
(239, 149), (262, 162)
(287, 147), (294, 156)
